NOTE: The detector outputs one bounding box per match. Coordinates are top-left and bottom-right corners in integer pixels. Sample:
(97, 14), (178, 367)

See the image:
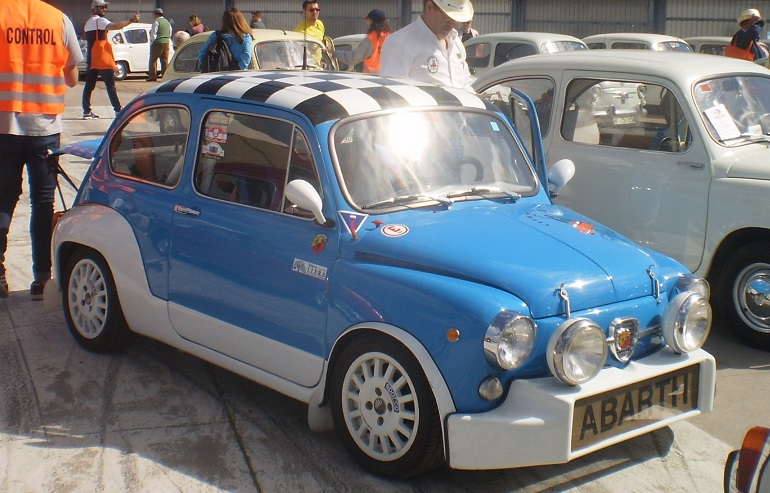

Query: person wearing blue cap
(334, 9), (391, 73)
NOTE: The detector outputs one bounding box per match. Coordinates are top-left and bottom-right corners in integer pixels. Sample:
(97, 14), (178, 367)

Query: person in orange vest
(334, 9), (392, 74)
(0, 0), (83, 299)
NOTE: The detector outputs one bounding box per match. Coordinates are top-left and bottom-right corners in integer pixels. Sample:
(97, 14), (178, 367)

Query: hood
(351, 204), (665, 318)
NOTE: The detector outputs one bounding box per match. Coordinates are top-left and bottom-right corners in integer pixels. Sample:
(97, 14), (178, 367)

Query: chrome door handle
(677, 161), (705, 169)
(174, 204), (200, 216)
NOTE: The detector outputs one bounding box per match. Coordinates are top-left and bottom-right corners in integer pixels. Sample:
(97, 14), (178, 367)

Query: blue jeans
(82, 68), (122, 113)
(0, 133), (59, 280)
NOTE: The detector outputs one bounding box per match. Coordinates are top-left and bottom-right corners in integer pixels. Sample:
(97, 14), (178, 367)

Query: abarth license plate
(571, 364), (700, 451)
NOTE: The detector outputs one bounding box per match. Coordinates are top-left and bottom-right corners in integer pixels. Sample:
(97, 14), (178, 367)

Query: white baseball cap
(431, 0), (474, 23)
(91, 0), (109, 8)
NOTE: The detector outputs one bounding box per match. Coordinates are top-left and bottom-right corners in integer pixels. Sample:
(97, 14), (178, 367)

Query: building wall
(48, 0), (770, 41)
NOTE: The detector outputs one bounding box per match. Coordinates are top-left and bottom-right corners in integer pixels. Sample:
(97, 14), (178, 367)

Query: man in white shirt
(379, 0), (473, 90)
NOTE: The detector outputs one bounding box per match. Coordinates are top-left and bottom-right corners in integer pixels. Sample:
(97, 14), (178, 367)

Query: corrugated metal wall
(46, 0), (770, 41)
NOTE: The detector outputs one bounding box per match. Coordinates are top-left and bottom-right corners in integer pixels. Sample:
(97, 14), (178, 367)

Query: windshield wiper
(446, 187), (521, 201)
(362, 194), (451, 210)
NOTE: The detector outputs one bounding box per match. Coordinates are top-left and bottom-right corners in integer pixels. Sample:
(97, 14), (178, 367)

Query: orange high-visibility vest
(0, 0), (69, 115)
(363, 31), (388, 74)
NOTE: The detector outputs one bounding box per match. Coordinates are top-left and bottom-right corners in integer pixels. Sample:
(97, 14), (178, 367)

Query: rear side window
(494, 43), (536, 66)
(466, 42), (491, 68)
(611, 42), (648, 49)
(109, 106), (190, 186)
(172, 41), (203, 73)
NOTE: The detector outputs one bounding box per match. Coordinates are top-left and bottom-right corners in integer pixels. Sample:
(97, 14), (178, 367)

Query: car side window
(111, 33), (124, 44)
(563, 78), (692, 153)
(494, 43), (536, 66)
(466, 42), (491, 68)
(195, 111), (300, 211)
(124, 29), (148, 45)
(172, 42), (203, 73)
(479, 78), (556, 137)
(586, 42), (605, 49)
(109, 106), (190, 186)
(611, 42), (648, 50)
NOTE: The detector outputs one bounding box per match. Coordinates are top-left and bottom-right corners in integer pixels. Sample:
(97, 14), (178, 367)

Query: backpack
(199, 31), (238, 73)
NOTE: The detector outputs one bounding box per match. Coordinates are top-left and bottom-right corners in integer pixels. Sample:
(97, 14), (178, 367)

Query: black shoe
(0, 274), (8, 299)
(30, 279), (48, 301)
(83, 112), (100, 120)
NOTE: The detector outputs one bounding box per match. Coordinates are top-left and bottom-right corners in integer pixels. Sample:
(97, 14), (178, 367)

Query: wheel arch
(308, 324), (455, 441)
(706, 227), (770, 285)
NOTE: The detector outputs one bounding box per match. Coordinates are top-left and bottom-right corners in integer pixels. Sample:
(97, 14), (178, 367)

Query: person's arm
(335, 37), (373, 67)
(197, 32), (215, 63)
(149, 20), (158, 42)
(238, 34), (254, 69)
(62, 15), (83, 87)
(106, 12), (140, 31)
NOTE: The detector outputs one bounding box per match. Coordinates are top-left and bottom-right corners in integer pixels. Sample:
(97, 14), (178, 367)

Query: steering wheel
(458, 156), (484, 183)
(658, 136), (675, 152)
(738, 112), (770, 132)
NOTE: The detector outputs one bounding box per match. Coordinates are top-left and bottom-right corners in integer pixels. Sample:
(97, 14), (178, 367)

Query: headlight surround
(547, 318), (608, 386)
(483, 312), (536, 370)
(663, 291), (712, 353)
(672, 274), (710, 300)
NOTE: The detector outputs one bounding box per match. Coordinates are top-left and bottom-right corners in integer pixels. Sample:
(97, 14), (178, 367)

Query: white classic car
(583, 32), (692, 52)
(685, 36), (770, 67)
(473, 50), (770, 349)
(464, 32), (588, 77)
(78, 23), (171, 80)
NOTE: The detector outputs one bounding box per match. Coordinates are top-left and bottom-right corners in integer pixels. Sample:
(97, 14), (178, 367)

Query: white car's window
(563, 78), (692, 152)
(693, 75), (770, 145)
(611, 42), (648, 50)
(332, 109), (538, 211)
(586, 42), (606, 49)
(109, 106), (190, 186)
(659, 41), (691, 52)
(124, 29), (148, 45)
(494, 43), (536, 66)
(466, 42), (491, 69)
(541, 41), (587, 54)
(195, 111), (321, 213)
(111, 33), (124, 45)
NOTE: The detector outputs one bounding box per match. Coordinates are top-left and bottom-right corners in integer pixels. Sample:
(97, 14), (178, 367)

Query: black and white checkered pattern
(150, 71), (489, 125)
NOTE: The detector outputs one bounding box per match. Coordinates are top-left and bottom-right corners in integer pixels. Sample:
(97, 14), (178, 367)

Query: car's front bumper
(445, 347), (715, 470)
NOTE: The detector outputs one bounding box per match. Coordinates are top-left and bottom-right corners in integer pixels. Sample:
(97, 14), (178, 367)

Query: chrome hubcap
(734, 262), (770, 333)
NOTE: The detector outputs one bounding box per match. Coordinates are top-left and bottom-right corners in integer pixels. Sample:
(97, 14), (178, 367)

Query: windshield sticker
(490, 121), (500, 132)
(202, 142), (225, 159)
(311, 234), (328, 253)
(381, 224), (409, 237)
(703, 104), (741, 141)
(292, 258), (328, 281)
(698, 82), (712, 93)
(204, 125), (228, 143)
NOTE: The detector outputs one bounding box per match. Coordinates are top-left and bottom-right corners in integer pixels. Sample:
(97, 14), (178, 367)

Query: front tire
(717, 241), (770, 349)
(330, 335), (444, 477)
(62, 247), (136, 352)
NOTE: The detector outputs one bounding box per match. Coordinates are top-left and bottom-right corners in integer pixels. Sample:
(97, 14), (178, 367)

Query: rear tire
(330, 335), (444, 477)
(114, 61), (127, 81)
(62, 247), (136, 352)
(716, 241), (770, 349)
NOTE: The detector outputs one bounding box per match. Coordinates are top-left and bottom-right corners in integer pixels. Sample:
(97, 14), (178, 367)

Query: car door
(123, 27), (151, 72)
(167, 107), (335, 388)
(551, 74), (711, 270)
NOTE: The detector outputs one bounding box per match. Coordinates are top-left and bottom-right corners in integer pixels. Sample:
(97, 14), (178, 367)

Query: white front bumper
(446, 348), (716, 470)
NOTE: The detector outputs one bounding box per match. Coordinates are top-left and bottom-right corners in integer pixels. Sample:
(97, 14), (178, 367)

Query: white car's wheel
(718, 242), (770, 349)
(62, 247), (135, 352)
(330, 335), (443, 477)
(114, 61), (128, 81)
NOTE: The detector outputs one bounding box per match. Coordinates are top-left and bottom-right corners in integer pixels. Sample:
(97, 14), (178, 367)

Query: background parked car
(685, 36), (770, 67)
(162, 28), (337, 81)
(474, 50), (770, 349)
(77, 23), (172, 81)
(464, 32), (587, 77)
(583, 32), (692, 52)
(332, 33), (365, 71)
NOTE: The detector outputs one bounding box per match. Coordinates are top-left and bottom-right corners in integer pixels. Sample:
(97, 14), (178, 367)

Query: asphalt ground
(0, 76), (768, 492)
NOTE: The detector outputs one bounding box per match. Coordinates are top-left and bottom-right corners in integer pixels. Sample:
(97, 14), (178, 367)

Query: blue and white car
(48, 71), (716, 477)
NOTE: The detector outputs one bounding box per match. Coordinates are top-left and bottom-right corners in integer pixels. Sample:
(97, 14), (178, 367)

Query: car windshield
(332, 109), (538, 211)
(541, 41), (588, 53)
(693, 75), (770, 145)
(255, 40), (333, 70)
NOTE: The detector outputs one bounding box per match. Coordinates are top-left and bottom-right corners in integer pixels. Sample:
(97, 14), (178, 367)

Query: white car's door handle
(174, 204), (200, 216)
(677, 161), (705, 169)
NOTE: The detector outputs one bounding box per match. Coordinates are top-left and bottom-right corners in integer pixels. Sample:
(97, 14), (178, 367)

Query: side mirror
(285, 179), (328, 225)
(548, 159), (575, 196)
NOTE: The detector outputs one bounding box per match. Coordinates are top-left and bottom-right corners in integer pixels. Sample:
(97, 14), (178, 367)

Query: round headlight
(663, 292), (712, 353)
(484, 312), (536, 370)
(547, 318), (608, 386)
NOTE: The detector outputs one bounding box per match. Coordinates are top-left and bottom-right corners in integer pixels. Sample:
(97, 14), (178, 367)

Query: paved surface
(0, 78), (767, 492)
